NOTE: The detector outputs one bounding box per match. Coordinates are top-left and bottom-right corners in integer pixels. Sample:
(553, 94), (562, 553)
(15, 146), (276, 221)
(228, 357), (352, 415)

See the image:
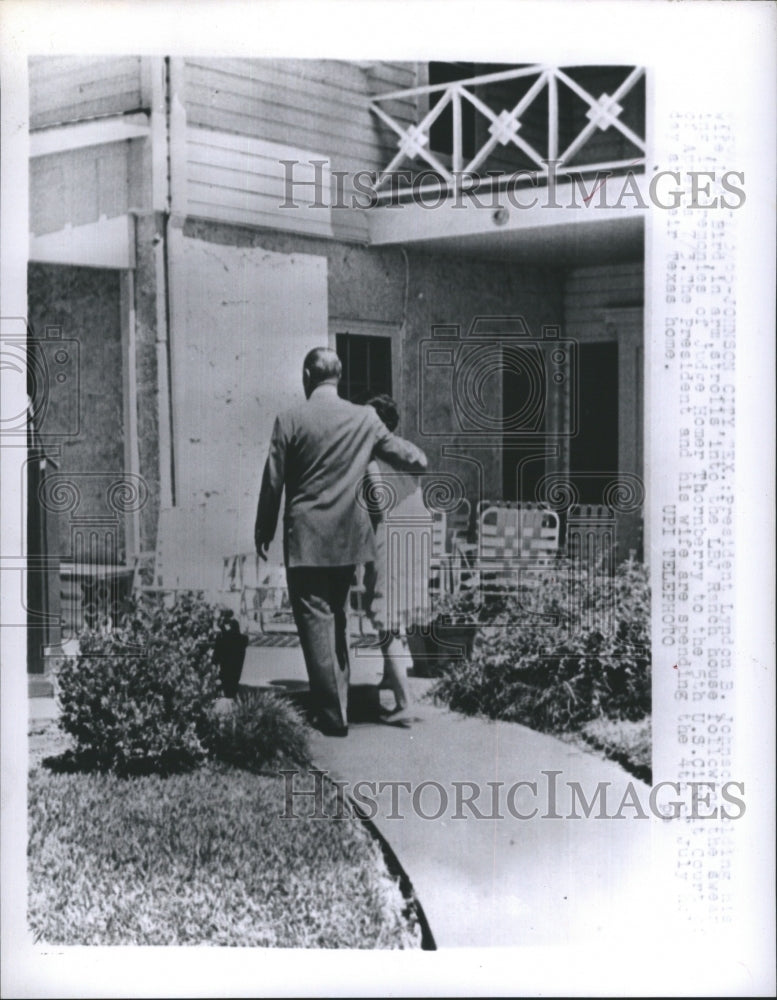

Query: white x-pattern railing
(370, 64), (645, 199)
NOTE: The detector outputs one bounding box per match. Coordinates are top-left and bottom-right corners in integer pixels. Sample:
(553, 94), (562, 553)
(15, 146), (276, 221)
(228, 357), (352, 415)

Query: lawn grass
(28, 761), (422, 948)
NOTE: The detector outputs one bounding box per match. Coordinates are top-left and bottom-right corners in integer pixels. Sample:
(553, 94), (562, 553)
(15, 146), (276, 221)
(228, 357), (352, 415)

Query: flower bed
(430, 558), (651, 739)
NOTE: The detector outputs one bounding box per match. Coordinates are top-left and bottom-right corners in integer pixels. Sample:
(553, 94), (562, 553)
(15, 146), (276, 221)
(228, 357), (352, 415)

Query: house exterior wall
(166, 231), (328, 571)
(179, 58), (418, 243)
(28, 57), (158, 554)
(29, 55), (144, 128)
(26, 56), (636, 565)
(26, 56), (424, 564)
(183, 58), (416, 166)
(29, 142), (148, 241)
(563, 262), (644, 340)
(28, 56), (149, 238)
(184, 218), (565, 512)
(31, 145), (129, 236)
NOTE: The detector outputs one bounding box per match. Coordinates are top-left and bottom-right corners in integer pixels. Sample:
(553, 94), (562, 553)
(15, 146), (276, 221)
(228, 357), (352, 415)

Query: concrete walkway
(30, 641), (654, 950)
(244, 642), (654, 949)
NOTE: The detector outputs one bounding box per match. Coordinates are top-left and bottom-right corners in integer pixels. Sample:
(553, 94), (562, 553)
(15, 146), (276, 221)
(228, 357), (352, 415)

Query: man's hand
(256, 540), (270, 561)
(371, 412), (428, 473)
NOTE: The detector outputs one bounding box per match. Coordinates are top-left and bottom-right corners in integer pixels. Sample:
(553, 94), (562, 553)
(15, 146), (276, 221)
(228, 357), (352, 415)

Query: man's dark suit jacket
(255, 383), (427, 567)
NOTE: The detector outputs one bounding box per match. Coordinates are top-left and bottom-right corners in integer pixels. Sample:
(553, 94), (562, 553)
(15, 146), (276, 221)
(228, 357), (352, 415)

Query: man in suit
(255, 347), (427, 736)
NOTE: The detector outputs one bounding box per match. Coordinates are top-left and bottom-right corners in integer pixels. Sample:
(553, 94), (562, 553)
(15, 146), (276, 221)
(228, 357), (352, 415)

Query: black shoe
(309, 716), (348, 737)
(317, 724), (348, 737)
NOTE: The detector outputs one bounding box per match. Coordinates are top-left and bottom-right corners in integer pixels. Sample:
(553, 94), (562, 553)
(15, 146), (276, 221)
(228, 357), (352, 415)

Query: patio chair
(446, 498), (472, 549)
(232, 554), (297, 635)
(475, 501), (561, 591)
(428, 498), (474, 595)
(428, 511), (452, 595)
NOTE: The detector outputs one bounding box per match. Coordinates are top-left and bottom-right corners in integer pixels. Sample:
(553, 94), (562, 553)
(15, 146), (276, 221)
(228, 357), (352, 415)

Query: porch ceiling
(373, 214), (644, 266)
(367, 175), (646, 266)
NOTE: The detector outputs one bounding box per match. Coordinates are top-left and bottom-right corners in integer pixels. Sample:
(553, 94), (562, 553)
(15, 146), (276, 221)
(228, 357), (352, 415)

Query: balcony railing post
(547, 69), (558, 164)
(370, 64), (645, 203)
(452, 86), (463, 176)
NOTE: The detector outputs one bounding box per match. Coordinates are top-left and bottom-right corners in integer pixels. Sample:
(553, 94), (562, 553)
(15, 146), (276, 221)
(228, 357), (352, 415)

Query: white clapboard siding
(185, 87), (393, 167)
(185, 126), (335, 237)
(181, 59), (421, 242)
(183, 58), (417, 171)
(564, 263), (644, 341)
(29, 56), (144, 128)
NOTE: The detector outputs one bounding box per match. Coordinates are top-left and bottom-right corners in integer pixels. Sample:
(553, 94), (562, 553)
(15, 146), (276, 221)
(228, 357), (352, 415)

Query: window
(335, 333), (392, 404)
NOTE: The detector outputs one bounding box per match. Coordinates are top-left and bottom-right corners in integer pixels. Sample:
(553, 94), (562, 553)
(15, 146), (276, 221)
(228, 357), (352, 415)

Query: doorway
(569, 341), (619, 501)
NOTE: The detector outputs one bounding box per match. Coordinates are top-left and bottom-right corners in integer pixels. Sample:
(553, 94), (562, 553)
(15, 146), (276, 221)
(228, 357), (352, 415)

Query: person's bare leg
(381, 632), (412, 720)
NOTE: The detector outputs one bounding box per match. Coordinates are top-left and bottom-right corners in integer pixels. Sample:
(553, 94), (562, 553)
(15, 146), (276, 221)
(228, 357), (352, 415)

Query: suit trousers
(286, 565), (354, 731)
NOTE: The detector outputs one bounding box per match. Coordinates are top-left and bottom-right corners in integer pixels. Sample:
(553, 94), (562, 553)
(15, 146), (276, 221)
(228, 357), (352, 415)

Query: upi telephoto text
(280, 770), (746, 821)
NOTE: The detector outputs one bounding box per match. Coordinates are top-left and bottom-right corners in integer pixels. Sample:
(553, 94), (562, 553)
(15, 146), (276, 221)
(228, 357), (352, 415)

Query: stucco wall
(183, 218), (565, 516)
(27, 263), (126, 563)
(164, 231), (328, 576)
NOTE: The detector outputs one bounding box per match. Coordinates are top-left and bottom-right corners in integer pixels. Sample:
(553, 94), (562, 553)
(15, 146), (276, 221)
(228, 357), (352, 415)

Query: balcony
(369, 63), (646, 204)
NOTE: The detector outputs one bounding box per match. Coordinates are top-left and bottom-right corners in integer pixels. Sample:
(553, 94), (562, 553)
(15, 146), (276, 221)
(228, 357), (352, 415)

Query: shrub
(581, 716), (652, 783)
(431, 558), (651, 734)
(204, 689), (312, 771)
(55, 593), (222, 775)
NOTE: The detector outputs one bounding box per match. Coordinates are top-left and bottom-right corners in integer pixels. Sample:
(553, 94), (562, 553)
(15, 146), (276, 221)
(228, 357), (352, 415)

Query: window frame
(328, 318), (402, 412)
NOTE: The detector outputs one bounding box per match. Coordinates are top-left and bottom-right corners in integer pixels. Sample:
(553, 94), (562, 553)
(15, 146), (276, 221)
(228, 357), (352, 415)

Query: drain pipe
(149, 55), (177, 509)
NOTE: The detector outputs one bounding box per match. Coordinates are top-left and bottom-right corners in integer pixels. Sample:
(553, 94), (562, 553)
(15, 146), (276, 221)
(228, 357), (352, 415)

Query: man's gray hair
(303, 347), (342, 386)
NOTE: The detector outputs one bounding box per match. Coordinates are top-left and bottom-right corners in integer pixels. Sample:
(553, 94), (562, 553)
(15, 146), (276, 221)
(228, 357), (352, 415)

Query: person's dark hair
(367, 394), (399, 432)
(303, 347), (342, 387)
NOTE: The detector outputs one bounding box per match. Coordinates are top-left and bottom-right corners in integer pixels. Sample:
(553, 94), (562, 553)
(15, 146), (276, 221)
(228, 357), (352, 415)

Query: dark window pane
(368, 337), (392, 395)
(335, 333), (392, 404)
